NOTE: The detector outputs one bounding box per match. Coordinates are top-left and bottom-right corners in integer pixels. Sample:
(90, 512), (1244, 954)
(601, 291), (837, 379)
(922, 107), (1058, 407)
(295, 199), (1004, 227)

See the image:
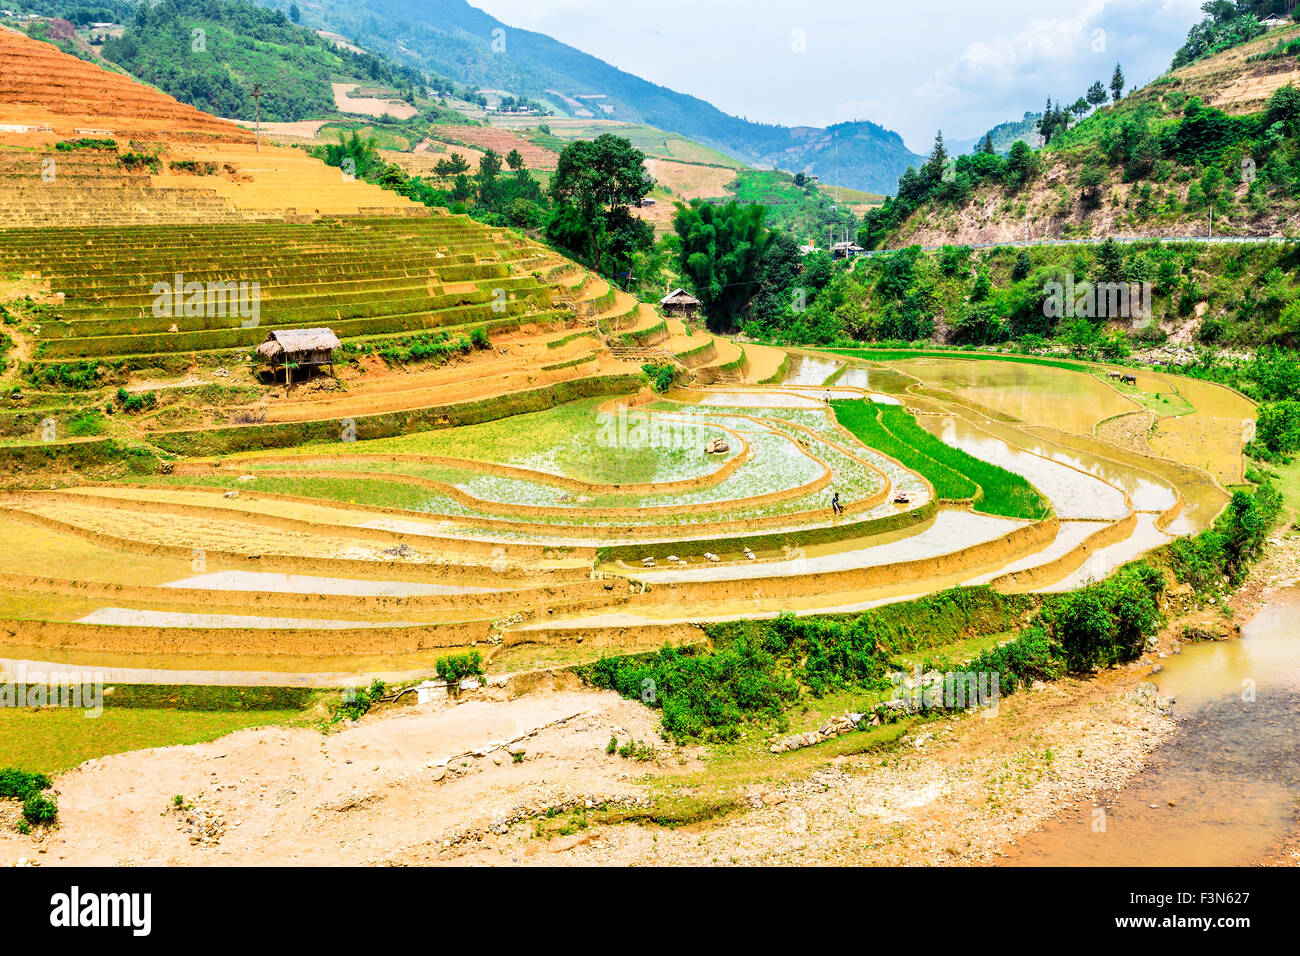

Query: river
(1001, 588), (1300, 866)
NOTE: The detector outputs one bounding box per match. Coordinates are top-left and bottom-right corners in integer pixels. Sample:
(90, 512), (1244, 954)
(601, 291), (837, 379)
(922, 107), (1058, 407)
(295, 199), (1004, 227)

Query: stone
(223, 490), (239, 499)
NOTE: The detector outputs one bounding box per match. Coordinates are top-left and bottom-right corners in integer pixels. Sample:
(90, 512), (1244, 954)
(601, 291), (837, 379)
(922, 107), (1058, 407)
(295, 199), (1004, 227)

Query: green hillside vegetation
(726, 169), (858, 238)
(96, 0), (427, 121)
(860, 74), (1300, 249)
(859, 9), (1300, 251)
(1170, 0), (1281, 68)
(753, 238), (1300, 350)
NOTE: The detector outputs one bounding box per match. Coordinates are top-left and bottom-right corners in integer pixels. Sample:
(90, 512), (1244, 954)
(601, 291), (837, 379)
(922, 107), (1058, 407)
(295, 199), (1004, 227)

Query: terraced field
(0, 341), (1242, 685)
(0, 24), (1252, 693)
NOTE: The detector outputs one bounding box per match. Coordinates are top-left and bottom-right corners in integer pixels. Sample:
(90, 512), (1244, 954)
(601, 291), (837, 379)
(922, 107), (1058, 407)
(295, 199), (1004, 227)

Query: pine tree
(923, 130), (948, 183)
(1110, 63), (1125, 103)
(981, 133), (995, 154)
(1087, 80), (1107, 107)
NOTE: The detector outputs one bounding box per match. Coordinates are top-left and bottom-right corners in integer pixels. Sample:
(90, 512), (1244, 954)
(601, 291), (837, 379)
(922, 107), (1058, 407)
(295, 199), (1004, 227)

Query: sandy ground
(0, 628), (1183, 869)
(1, 679), (665, 866)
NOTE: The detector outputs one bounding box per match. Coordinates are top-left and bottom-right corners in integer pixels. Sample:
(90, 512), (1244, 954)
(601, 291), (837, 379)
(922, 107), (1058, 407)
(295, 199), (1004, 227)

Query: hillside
(258, 0), (925, 192)
(94, 0), (427, 122)
(861, 19), (1300, 249)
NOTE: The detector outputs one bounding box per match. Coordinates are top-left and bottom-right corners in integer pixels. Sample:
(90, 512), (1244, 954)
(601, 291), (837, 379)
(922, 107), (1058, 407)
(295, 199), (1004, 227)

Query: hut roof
(660, 288), (701, 306)
(255, 328), (341, 361)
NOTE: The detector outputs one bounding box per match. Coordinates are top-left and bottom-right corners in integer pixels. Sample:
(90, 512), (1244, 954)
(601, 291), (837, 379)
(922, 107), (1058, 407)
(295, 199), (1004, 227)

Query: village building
(660, 288), (702, 317)
(831, 239), (865, 259)
(255, 328), (341, 383)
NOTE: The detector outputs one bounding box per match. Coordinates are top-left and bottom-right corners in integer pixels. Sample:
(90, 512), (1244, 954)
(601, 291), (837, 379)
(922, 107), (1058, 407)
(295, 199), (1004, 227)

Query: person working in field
(830, 490), (843, 516)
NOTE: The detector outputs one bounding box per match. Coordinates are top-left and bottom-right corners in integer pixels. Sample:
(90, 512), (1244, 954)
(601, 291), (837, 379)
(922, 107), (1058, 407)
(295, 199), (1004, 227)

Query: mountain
(859, 15), (1300, 249)
(261, 0), (924, 192)
(949, 112), (1044, 156)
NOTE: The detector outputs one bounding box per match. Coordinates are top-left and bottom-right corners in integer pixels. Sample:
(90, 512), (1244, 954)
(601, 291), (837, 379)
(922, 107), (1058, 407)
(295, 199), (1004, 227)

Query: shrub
(1036, 562), (1163, 671)
(0, 768), (51, 800)
(22, 792), (59, 825)
(329, 679), (386, 725)
(1256, 400), (1300, 457)
(435, 651), (484, 692)
(54, 137), (115, 151)
(641, 361), (676, 393)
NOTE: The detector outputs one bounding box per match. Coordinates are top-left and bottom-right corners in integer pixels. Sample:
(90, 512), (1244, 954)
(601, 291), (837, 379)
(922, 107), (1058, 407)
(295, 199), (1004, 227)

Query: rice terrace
(0, 0), (1299, 889)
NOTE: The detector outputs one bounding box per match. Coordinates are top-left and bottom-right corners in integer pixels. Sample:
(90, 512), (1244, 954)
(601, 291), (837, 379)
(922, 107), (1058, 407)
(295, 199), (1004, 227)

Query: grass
(832, 399), (976, 500)
(833, 399), (1052, 520)
(1262, 455), (1300, 517)
(0, 683), (321, 774)
(1099, 374), (1195, 418)
(0, 706), (312, 775)
(825, 347), (1104, 376)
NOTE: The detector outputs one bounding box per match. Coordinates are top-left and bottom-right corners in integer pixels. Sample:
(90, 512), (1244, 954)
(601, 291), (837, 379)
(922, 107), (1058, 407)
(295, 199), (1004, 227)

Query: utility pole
(1024, 215), (1029, 245)
(1208, 206), (1213, 239)
(252, 83), (263, 153)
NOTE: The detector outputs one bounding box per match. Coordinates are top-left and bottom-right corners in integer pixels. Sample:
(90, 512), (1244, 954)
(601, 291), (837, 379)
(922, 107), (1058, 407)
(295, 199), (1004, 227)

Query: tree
(1070, 97), (1089, 119)
(1110, 63), (1125, 103)
(1078, 161), (1106, 206)
(921, 130), (948, 187)
(1087, 80), (1107, 107)
(980, 133), (995, 154)
(289, 3), (300, 23)
(547, 134), (653, 275)
(1095, 238), (1127, 283)
(1264, 84), (1300, 137)
(1012, 251), (1033, 281)
(505, 148), (525, 172)
(672, 200), (771, 331)
(1004, 139), (1037, 190)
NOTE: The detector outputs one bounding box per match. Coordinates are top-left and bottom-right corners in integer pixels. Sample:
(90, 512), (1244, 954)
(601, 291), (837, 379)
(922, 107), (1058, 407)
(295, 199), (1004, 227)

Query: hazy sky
(469, 0), (1204, 151)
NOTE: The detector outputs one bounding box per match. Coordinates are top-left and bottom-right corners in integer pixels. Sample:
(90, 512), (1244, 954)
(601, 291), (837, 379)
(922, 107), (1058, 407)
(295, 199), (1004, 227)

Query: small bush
(0, 768), (51, 800)
(641, 361), (676, 393)
(435, 651), (484, 693)
(22, 792), (58, 826)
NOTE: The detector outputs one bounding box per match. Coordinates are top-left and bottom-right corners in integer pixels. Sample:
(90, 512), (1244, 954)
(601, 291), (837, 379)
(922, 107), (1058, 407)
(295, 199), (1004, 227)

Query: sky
(468, 0), (1206, 152)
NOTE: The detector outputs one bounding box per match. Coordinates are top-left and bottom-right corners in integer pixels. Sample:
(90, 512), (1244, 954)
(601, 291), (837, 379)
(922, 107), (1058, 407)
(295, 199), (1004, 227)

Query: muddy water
(1002, 589), (1300, 866)
(782, 354), (843, 386)
(896, 359), (1136, 434)
(978, 422), (1177, 513)
(923, 416), (1130, 520)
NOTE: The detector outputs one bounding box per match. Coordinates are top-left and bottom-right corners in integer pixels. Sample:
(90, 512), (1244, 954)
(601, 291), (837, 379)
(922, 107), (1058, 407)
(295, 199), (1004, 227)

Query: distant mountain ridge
(263, 0), (925, 192)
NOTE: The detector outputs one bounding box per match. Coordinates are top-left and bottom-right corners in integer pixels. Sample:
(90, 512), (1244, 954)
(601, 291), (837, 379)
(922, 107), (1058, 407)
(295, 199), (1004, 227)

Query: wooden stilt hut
(255, 328), (341, 385)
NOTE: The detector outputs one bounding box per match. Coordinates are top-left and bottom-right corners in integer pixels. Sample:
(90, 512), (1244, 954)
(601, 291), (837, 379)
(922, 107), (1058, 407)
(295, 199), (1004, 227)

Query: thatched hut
(660, 288), (701, 317)
(255, 328), (341, 383)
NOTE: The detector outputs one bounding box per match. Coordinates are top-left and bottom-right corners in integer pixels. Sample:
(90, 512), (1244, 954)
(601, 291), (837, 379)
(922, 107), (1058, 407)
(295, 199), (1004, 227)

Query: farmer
(830, 490), (843, 516)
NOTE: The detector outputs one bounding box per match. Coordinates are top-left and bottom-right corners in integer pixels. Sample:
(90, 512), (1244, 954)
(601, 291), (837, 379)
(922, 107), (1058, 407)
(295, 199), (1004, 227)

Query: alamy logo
(151, 273), (260, 327)
(1043, 275), (1152, 328)
(49, 886), (151, 936)
(1, 663), (103, 717)
(889, 667), (1000, 714)
(596, 405), (715, 451)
